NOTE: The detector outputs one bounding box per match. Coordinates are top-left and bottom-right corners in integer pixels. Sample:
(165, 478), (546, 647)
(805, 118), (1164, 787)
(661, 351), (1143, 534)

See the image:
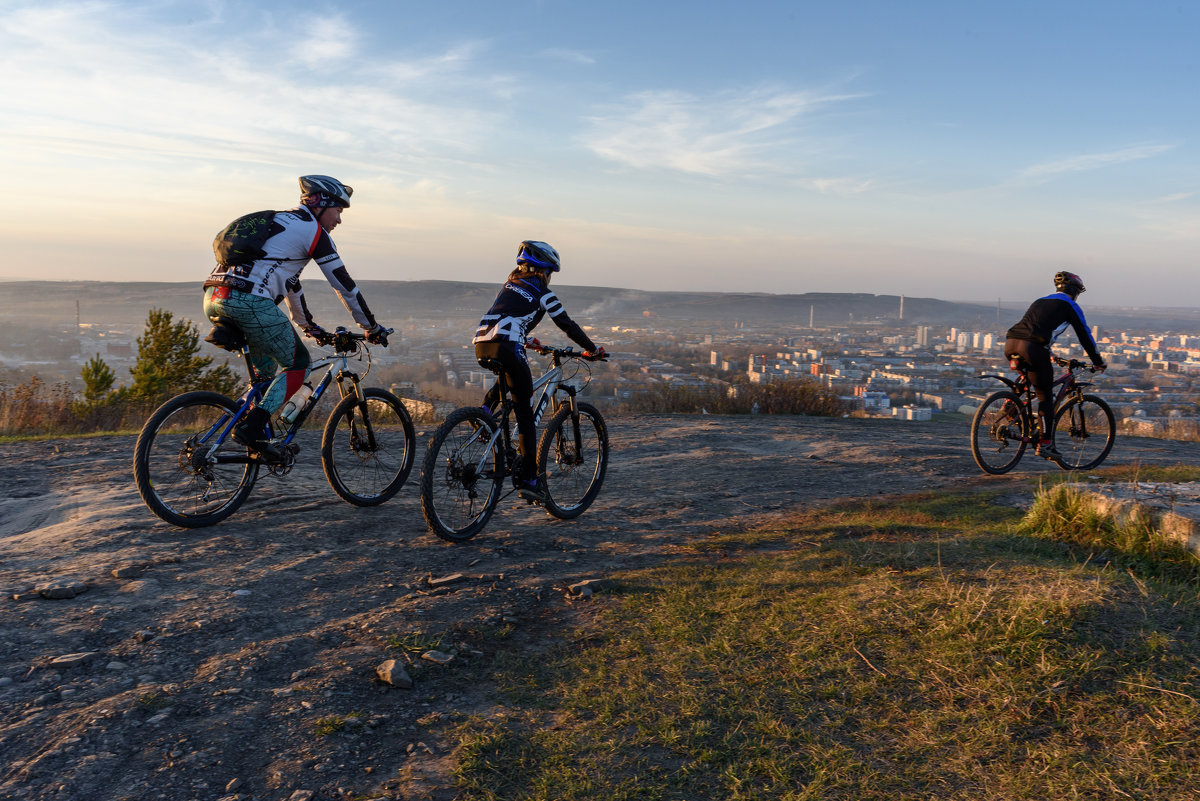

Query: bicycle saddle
(204, 319), (247, 352)
(477, 357), (505, 373)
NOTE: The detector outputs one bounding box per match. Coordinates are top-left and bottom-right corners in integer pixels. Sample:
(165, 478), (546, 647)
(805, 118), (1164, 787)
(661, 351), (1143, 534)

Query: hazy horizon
(3, 1), (1196, 308)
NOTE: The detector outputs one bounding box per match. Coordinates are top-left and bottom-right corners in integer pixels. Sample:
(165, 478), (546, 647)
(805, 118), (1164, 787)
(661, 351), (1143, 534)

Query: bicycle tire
(133, 391), (258, 528)
(537, 401), (608, 519)
(321, 388), (415, 506)
(1051, 394), (1115, 471)
(420, 407), (503, 542)
(969, 390), (1029, 475)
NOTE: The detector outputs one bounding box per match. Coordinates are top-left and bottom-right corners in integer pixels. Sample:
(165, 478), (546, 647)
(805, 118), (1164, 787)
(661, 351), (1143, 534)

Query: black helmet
(516, 240), (560, 272)
(299, 175), (353, 209)
(1054, 270), (1086, 297)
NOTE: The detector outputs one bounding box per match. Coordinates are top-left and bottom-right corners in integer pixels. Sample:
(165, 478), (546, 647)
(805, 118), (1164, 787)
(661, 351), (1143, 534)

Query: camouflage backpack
(212, 210), (278, 267)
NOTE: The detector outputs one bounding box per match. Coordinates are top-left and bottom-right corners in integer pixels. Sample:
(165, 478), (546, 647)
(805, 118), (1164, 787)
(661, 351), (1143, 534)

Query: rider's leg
(474, 341), (539, 495)
(503, 349), (536, 480)
(1005, 337), (1056, 454)
(204, 289), (310, 455)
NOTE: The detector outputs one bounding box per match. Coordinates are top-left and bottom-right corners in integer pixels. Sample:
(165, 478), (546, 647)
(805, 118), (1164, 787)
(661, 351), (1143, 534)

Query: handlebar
(1051, 356), (1099, 372)
(525, 342), (609, 362)
(310, 326), (393, 352)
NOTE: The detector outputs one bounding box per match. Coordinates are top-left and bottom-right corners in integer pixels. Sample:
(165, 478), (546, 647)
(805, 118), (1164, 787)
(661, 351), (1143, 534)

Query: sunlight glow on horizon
(2, 0), (1197, 307)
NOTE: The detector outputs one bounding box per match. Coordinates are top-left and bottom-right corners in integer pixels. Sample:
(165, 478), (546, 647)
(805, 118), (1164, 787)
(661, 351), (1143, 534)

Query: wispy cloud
(809, 177), (874, 195)
(582, 87), (862, 177)
(0, 2), (512, 183)
(1017, 144), (1174, 182)
(542, 47), (595, 65)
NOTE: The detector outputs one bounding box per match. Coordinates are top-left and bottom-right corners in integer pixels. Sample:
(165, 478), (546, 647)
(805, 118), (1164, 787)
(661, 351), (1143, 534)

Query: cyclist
(202, 175), (390, 460)
(1004, 270), (1106, 458)
(473, 240), (606, 501)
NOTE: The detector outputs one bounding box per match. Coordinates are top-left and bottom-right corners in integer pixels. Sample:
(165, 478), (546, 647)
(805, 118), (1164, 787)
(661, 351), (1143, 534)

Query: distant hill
(3, 280), (1197, 332)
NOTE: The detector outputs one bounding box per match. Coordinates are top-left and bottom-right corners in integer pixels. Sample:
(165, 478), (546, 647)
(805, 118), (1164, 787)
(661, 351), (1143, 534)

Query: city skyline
(3, 1), (1197, 307)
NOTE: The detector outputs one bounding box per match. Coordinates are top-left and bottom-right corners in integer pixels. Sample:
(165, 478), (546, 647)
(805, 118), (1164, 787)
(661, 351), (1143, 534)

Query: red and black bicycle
(970, 355), (1115, 475)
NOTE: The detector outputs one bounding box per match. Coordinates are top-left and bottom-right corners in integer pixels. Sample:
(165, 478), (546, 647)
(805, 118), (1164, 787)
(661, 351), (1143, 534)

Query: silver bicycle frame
(469, 360), (570, 474)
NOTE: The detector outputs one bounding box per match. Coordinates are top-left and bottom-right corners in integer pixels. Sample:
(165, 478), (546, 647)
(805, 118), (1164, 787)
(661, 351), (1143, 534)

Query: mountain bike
(133, 322), (414, 527)
(970, 355), (1115, 475)
(419, 343), (609, 542)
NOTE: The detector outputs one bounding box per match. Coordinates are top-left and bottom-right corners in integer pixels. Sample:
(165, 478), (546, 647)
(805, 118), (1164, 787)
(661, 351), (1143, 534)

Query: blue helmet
(516, 240), (560, 272)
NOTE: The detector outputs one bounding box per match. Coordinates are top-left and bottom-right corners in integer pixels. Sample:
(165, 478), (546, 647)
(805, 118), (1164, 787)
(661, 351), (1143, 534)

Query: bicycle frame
(980, 359), (1093, 443)
(466, 349), (582, 483)
(198, 335), (373, 465)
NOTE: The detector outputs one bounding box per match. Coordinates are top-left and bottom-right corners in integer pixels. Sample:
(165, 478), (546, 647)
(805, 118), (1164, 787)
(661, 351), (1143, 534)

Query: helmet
(299, 175), (353, 209)
(1054, 270), (1086, 297)
(516, 240), (560, 272)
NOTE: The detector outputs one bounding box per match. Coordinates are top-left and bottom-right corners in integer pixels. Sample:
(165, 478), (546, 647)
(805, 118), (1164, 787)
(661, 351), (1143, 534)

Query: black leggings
(1004, 337), (1053, 436)
(475, 341), (536, 480)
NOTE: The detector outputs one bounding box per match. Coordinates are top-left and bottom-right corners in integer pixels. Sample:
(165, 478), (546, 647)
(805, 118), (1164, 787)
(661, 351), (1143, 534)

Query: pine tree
(80, 353), (116, 406)
(128, 308), (237, 402)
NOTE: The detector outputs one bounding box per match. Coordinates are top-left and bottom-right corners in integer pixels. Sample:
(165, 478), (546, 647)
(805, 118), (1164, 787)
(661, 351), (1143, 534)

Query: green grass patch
(450, 494), (1200, 800)
(1020, 482), (1200, 584)
(314, 712), (363, 737)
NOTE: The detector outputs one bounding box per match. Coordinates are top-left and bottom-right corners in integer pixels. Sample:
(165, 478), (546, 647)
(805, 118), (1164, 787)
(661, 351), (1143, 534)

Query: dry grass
(449, 494), (1200, 800)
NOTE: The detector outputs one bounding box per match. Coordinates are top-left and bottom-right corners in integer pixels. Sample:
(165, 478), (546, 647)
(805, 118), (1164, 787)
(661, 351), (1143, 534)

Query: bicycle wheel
(420, 407), (503, 542)
(133, 391), (258, 528)
(321, 388), (416, 506)
(1051, 394), (1115, 470)
(537, 401), (609, 519)
(969, 390), (1029, 475)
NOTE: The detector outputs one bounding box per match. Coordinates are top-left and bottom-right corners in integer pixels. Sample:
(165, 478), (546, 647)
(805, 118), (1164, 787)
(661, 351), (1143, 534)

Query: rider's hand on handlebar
(525, 337), (544, 353)
(1093, 360), (1107, 374)
(303, 325), (334, 346)
(583, 345), (608, 361)
(366, 323), (391, 346)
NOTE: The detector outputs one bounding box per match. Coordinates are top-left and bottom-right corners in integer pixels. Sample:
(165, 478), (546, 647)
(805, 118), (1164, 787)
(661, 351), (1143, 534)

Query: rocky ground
(2, 413), (1198, 801)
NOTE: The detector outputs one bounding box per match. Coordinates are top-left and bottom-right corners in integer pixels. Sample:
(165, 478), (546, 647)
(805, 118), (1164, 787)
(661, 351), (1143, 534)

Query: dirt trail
(2, 414), (1197, 801)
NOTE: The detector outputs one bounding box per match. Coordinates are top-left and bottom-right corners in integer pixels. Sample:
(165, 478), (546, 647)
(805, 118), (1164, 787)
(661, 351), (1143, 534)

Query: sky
(2, 0), (1197, 308)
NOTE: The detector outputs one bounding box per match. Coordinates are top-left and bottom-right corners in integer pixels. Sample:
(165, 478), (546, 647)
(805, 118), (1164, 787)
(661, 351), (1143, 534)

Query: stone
(375, 660), (413, 689)
(50, 652), (98, 669)
(421, 650), (454, 665)
(37, 580), (88, 600)
(568, 578), (610, 596)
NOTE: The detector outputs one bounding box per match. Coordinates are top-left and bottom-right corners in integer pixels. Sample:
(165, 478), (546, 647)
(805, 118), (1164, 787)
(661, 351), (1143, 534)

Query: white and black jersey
(204, 206), (376, 330)
(473, 275), (596, 351)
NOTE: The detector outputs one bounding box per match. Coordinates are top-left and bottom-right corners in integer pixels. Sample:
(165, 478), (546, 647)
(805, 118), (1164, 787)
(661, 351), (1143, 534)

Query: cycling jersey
(204, 206), (377, 331)
(472, 275), (596, 351)
(1006, 292), (1102, 364)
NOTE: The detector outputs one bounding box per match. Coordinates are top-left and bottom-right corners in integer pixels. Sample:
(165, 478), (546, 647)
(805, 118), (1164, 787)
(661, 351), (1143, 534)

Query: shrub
(623, 377), (845, 416)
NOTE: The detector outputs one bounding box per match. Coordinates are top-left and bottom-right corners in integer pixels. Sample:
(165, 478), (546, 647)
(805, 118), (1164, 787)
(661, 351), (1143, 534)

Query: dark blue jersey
(473, 275), (596, 351)
(1006, 292), (1102, 364)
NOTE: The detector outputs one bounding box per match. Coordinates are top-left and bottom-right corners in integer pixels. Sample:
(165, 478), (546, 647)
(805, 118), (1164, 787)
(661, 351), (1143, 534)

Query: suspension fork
(557, 387), (584, 457)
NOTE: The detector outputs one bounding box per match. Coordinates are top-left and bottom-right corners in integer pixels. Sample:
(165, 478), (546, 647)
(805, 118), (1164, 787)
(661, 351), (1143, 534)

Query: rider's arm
(310, 230), (379, 330)
(541, 291), (597, 352)
(1063, 299), (1104, 366)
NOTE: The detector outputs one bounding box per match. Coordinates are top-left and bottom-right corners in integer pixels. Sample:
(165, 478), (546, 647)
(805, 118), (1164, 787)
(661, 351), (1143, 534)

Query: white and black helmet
(299, 175), (353, 209)
(516, 240), (561, 272)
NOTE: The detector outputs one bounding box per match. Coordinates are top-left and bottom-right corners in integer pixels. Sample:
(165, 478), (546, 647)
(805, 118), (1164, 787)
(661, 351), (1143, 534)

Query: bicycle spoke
(1052, 395), (1115, 470)
(321, 389), (414, 506)
(970, 391), (1028, 475)
(420, 408), (502, 541)
(538, 402), (608, 519)
(134, 392), (258, 527)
